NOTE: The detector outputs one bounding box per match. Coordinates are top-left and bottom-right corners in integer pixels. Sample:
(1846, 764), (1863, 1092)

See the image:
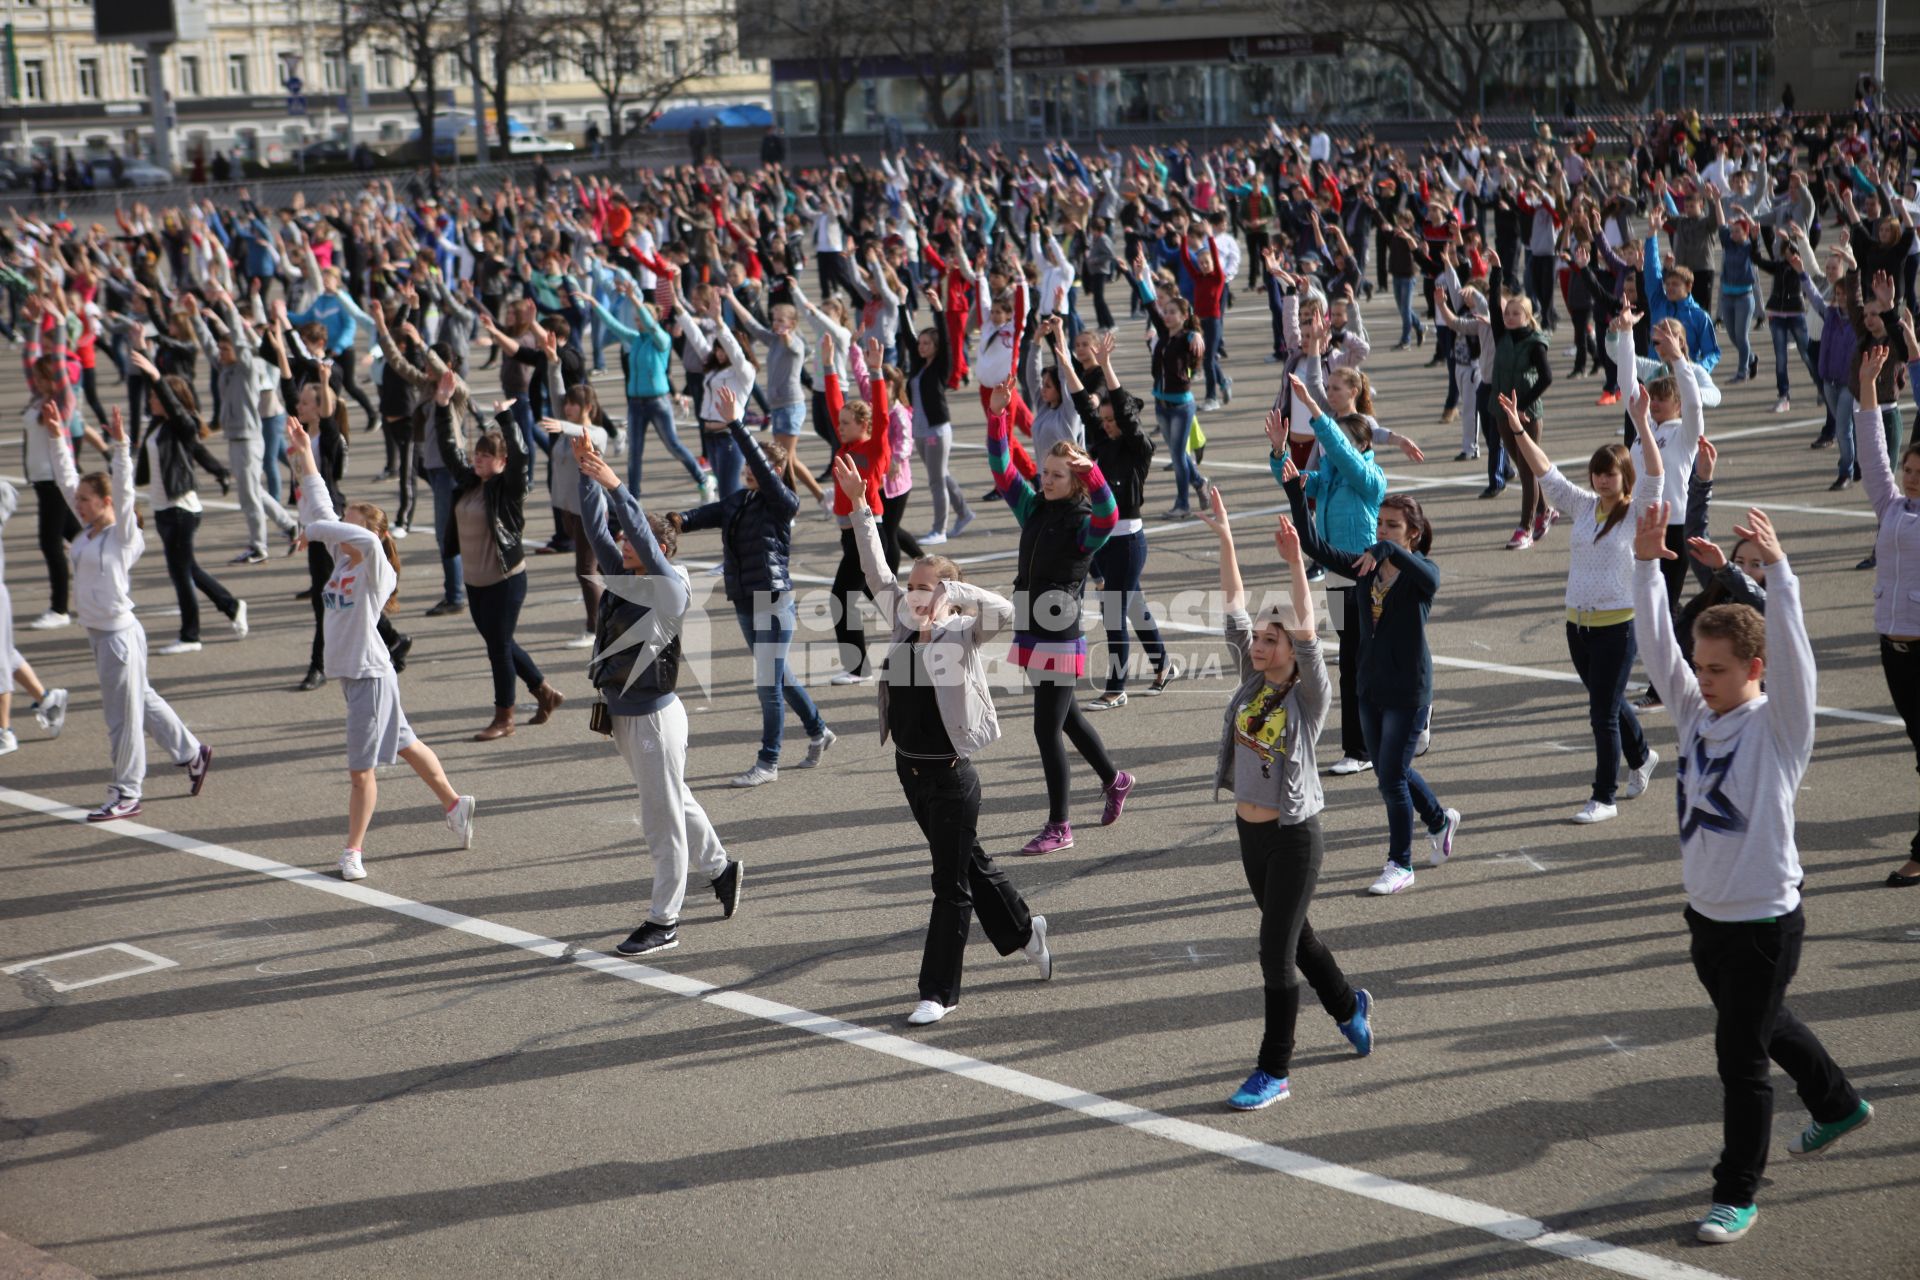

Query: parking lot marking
(3, 942), (179, 992)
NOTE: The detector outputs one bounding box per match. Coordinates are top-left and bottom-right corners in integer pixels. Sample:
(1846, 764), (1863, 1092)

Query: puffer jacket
(434, 404), (529, 574)
(1270, 411), (1386, 557)
(677, 420), (799, 606)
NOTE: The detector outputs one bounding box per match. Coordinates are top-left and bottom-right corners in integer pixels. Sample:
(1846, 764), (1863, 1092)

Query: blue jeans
(1824, 380), (1857, 479)
(1200, 315), (1229, 401)
(734, 593), (826, 766)
(511, 396), (543, 487)
(1566, 619), (1646, 805)
(1719, 290), (1756, 378)
(1090, 531), (1167, 694)
(702, 426), (743, 500)
(1768, 316), (1817, 399)
(426, 466), (464, 605)
(1476, 385), (1506, 489)
(1391, 276), (1422, 345)
(1153, 399), (1196, 511)
(627, 395), (704, 492)
(768, 401), (807, 438)
(1357, 700), (1445, 869)
(260, 412), (288, 502)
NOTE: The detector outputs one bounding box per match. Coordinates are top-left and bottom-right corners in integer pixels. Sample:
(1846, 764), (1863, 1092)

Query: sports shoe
(1163, 506), (1193, 521)
(1228, 1069), (1291, 1111)
(1428, 808), (1461, 866)
(919, 530), (948, 546)
(298, 666), (328, 692)
(1573, 799), (1618, 824)
(948, 510), (975, 538)
(392, 525), (412, 541)
(1477, 484), (1505, 500)
(1200, 397), (1221, 412)
(1020, 822), (1074, 855)
(35, 688), (68, 737)
(1023, 913), (1053, 980)
(1414, 724), (1431, 757)
(426, 598), (465, 617)
(1595, 390), (1620, 407)
(1100, 771), (1135, 825)
(798, 726), (836, 768)
(230, 548), (268, 565)
(87, 793), (142, 822)
(1633, 690), (1663, 711)
(906, 999), (955, 1026)
(1339, 988), (1374, 1056)
(731, 762), (779, 787)
(445, 795), (476, 849)
(29, 610), (71, 630)
(829, 670), (871, 686)
(338, 848), (368, 881)
(1622, 748), (1659, 800)
(615, 921), (679, 957)
(1087, 691), (1128, 710)
(1440, 406), (1460, 425)
(816, 496), (836, 519)
(159, 640), (204, 655)
(566, 630), (597, 649)
(186, 744), (214, 797)
(710, 860), (744, 919)
(1506, 528), (1533, 551)
(1328, 756), (1372, 776)
(1788, 1099), (1873, 1156)
(0, 728), (17, 757)
(700, 474), (720, 504)
(1695, 1203), (1757, 1244)
(1368, 862), (1415, 895)
(706, 562), (725, 576)
(230, 600), (249, 638)
(1773, 397), (1791, 414)
(1531, 511), (1551, 542)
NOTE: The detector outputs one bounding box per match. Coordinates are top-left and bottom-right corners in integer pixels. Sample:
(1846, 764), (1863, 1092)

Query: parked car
(86, 157), (174, 188)
(501, 133), (575, 156)
(299, 139), (353, 165)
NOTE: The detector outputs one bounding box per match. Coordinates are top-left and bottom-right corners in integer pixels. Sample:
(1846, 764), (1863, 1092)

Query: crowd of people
(5, 104), (1915, 1246)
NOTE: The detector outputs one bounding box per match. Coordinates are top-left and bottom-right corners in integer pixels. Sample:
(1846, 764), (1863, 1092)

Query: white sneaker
(1572, 799), (1619, 824)
(731, 762), (779, 787)
(1428, 808), (1461, 866)
(1367, 863), (1416, 895)
(566, 630), (597, 649)
(906, 999), (955, 1026)
(700, 475), (720, 504)
(705, 562), (724, 576)
(0, 728), (17, 757)
(817, 496), (836, 520)
(338, 849), (368, 881)
(391, 525), (410, 539)
(1414, 725), (1431, 757)
(1200, 398), (1221, 412)
(797, 726), (836, 768)
(159, 640), (204, 655)
(1622, 749), (1659, 800)
(919, 530), (948, 546)
(36, 688), (68, 738)
(1773, 397), (1791, 414)
(29, 610), (70, 630)
(1328, 756), (1373, 776)
(829, 670), (871, 686)
(230, 600), (249, 638)
(445, 795), (476, 849)
(1024, 914), (1053, 980)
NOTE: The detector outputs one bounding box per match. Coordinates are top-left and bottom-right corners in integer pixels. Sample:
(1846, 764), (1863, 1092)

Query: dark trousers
(817, 250), (862, 301)
(1087, 276), (1116, 330)
(1879, 637), (1920, 856)
(426, 467), (464, 605)
(1596, 319), (1620, 392)
(1685, 905), (1860, 1207)
(1477, 385), (1507, 489)
(1569, 306), (1594, 374)
(333, 346), (377, 426)
(153, 507), (237, 644)
(900, 755), (1034, 1008)
(1690, 268), (1717, 312)
(80, 365), (110, 426)
(1566, 619), (1647, 805)
(308, 542), (400, 673)
(1357, 699), (1443, 868)
(1090, 532), (1167, 694)
(1526, 253), (1559, 329)
(467, 572), (543, 708)
(34, 479), (79, 614)
(880, 489), (921, 572)
(1335, 588), (1369, 762)
(1497, 411), (1545, 531)
(385, 419), (418, 528)
(1237, 814), (1356, 1077)
(830, 526), (873, 677)
(1029, 672), (1117, 824)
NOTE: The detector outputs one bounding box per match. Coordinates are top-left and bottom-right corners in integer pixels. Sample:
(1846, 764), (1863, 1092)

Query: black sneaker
(425, 598), (465, 617)
(711, 860), (744, 919)
(615, 921), (679, 956)
(298, 666), (327, 692)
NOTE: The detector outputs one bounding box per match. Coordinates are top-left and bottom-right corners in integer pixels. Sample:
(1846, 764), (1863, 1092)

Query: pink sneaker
(1020, 822), (1074, 855)
(1506, 527), (1533, 551)
(1531, 511), (1550, 542)
(1101, 770), (1136, 826)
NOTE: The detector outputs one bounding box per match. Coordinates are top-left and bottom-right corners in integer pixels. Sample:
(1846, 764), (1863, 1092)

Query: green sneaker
(1788, 1099), (1873, 1157)
(1696, 1203), (1758, 1243)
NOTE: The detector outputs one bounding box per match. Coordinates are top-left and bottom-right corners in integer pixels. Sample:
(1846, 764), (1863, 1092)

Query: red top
(1181, 239), (1225, 320)
(828, 370), (890, 517)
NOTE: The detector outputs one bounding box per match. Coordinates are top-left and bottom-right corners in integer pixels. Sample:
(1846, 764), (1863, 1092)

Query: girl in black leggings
(1200, 487), (1371, 1111)
(985, 378), (1135, 857)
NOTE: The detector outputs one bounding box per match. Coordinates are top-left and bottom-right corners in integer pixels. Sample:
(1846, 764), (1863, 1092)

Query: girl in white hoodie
(45, 405), (212, 822)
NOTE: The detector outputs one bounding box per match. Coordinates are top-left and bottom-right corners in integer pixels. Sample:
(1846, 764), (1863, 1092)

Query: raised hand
(1274, 514), (1302, 564)
(1732, 507), (1784, 564)
(435, 369), (457, 406)
(988, 376), (1014, 415)
(1287, 372), (1320, 420)
(1629, 384), (1652, 430)
(1687, 536), (1728, 571)
(830, 453), (863, 502)
(105, 405), (125, 443)
(1695, 436), (1718, 483)
(714, 384), (740, 422)
(574, 434), (619, 489)
(1634, 501), (1678, 561)
(1193, 482), (1230, 538)
(285, 418), (312, 456)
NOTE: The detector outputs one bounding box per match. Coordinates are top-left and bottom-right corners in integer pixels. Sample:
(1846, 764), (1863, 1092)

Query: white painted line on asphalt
(2, 941), (179, 992)
(0, 783), (1731, 1280)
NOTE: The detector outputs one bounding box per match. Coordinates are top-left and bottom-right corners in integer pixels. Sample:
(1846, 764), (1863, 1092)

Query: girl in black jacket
(1080, 332), (1173, 710)
(433, 373), (563, 741)
(124, 349), (244, 655)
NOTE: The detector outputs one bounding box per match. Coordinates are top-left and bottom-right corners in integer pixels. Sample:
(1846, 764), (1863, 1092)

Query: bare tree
(739, 0), (881, 144)
(563, 0), (731, 150)
(1280, 0), (1523, 118)
(867, 0), (1053, 130)
(364, 0), (467, 162)
(457, 0), (565, 159)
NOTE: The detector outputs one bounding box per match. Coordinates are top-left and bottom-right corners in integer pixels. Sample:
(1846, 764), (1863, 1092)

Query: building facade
(1, 0), (768, 167)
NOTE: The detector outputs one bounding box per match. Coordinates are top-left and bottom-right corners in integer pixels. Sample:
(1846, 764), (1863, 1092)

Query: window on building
(228, 54), (249, 94)
(542, 52), (559, 81)
(702, 38), (721, 72)
(20, 59), (44, 102)
(178, 55), (201, 97)
(76, 57), (100, 99)
(661, 41), (678, 76)
(321, 50), (343, 89)
(374, 52), (394, 88)
(130, 54), (147, 97)
(579, 46), (596, 79)
(278, 52), (300, 87)
(616, 41), (639, 75)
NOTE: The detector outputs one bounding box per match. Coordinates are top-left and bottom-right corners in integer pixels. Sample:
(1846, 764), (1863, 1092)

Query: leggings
(467, 572), (544, 709)
(1237, 814), (1357, 1078)
(34, 479), (80, 615)
(153, 507), (238, 645)
(1090, 531), (1167, 694)
(80, 365), (110, 426)
(1569, 307), (1594, 375)
(333, 346), (377, 427)
(830, 526), (873, 677)
(916, 426), (973, 535)
(385, 418), (418, 528)
(1028, 671), (1117, 824)
(1497, 411), (1545, 531)
(560, 510), (601, 632)
(880, 490), (922, 572)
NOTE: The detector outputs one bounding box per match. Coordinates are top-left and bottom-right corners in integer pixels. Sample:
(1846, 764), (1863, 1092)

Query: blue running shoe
(1228, 1070), (1290, 1111)
(1339, 988), (1374, 1057)
(1696, 1203), (1757, 1243)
